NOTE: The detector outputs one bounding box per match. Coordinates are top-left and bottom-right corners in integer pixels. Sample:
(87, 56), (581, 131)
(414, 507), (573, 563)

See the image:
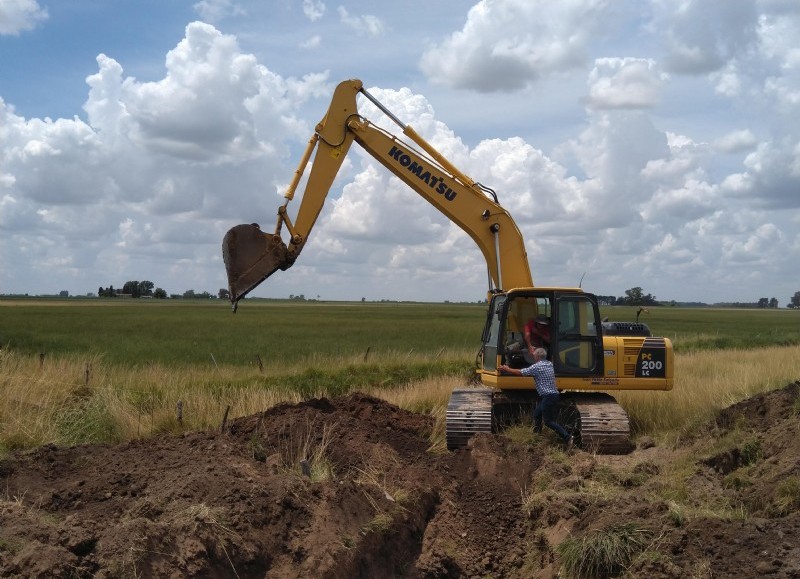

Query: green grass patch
(2, 301), (798, 369)
(0, 299), (483, 367)
(558, 523), (651, 579)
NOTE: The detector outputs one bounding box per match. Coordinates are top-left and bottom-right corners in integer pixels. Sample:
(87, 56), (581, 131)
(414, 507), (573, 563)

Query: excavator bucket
(222, 223), (291, 308)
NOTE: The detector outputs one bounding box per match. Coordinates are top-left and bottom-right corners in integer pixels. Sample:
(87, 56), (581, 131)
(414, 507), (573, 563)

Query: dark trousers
(533, 394), (569, 441)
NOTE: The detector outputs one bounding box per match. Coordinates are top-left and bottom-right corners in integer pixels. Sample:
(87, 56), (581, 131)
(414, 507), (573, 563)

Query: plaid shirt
(521, 360), (559, 396)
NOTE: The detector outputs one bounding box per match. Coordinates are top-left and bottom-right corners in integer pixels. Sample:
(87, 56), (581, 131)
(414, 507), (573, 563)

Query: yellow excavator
(222, 79), (673, 454)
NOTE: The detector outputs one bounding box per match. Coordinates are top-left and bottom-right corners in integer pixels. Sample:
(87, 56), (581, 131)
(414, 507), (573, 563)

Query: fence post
(220, 405), (231, 433)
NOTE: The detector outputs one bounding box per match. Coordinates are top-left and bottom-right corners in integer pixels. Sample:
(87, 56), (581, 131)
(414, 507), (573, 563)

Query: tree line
(595, 287), (800, 309)
(92, 283), (800, 308)
(97, 281), (229, 300)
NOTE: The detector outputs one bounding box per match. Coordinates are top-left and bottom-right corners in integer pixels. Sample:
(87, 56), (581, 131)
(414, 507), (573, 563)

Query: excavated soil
(2, 381), (799, 578)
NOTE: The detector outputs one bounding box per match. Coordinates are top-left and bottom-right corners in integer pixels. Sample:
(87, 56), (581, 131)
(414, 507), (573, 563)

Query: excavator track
(561, 393), (633, 454)
(446, 388), (494, 450)
(445, 389), (633, 454)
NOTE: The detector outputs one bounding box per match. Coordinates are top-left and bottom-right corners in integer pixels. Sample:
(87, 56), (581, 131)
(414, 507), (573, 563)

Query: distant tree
(98, 285), (116, 298)
(788, 291), (800, 309)
(182, 290), (212, 299)
(138, 281), (154, 297)
(620, 287), (658, 306)
(757, 297), (769, 308)
(153, 288), (167, 299)
(59, 290), (69, 297)
(624, 287), (643, 305)
(218, 288), (230, 300)
(769, 297), (778, 308)
(122, 280), (141, 297)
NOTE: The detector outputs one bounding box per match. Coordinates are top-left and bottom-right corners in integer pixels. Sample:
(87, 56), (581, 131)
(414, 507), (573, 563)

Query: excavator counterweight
(222, 223), (291, 308)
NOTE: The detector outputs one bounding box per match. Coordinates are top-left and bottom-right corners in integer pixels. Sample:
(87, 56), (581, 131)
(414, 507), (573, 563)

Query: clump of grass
(740, 438), (762, 466)
(0, 536), (22, 556)
(503, 423), (536, 446)
(350, 451), (416, 539)
(772, 476), (800, 516)
(425, 404), (448, 454)
(520, 487), (547, 518)
(557, 523), (651, 579)
(272, 418), (336, 482)
(362, 512), (393, 535)
(667, 501), (686, 527)
(51, 390), (123, 445)
(723, 472), (752, 491)
(354, 459), (409, 506)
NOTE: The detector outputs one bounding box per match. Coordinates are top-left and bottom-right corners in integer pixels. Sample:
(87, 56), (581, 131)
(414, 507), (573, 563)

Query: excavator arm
(223, 79), (533, 308)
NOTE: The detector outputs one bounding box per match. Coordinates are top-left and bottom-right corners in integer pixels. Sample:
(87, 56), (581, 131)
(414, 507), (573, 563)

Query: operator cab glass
(481, 290), (603, 377)
(553, 295), (601, 374)
(480, 294), (507, 371)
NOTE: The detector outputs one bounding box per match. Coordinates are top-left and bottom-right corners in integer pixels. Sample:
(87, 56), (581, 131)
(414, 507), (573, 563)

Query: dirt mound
(2, 385), (800, 578)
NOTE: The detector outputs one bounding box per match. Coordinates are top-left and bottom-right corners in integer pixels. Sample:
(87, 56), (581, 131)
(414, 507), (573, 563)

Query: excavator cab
(479, 288), (603, 384)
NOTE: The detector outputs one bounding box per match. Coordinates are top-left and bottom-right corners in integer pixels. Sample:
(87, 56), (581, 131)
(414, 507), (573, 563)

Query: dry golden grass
(2, 345), (799, 452)
(616, 344), (800, 440)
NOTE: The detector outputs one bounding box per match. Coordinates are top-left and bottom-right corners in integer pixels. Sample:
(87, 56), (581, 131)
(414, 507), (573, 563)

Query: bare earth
(2, 381), (799, 578)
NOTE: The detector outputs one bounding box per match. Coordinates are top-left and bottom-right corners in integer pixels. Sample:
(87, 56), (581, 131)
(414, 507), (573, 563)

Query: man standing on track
(498, 347), (573, 449)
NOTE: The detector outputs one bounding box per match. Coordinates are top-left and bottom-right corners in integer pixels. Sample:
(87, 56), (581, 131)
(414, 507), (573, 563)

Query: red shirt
(525, 317), (551, 346)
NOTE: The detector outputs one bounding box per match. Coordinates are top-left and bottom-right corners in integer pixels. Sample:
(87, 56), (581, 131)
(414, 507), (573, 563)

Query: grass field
(0, 299), (481, 367)
(1, 298), (799, 452)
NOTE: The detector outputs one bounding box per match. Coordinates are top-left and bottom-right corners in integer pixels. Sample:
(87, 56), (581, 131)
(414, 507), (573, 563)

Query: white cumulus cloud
(0, 0), (47, 35)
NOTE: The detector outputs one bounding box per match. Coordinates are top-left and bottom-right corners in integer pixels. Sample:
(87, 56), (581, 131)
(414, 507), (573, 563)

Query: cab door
(550, 292), (603, 376)
(479, 294), (507, 371)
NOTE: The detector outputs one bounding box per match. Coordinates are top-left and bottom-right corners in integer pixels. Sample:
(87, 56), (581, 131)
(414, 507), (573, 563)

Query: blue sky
(1, 0), (799, 304)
